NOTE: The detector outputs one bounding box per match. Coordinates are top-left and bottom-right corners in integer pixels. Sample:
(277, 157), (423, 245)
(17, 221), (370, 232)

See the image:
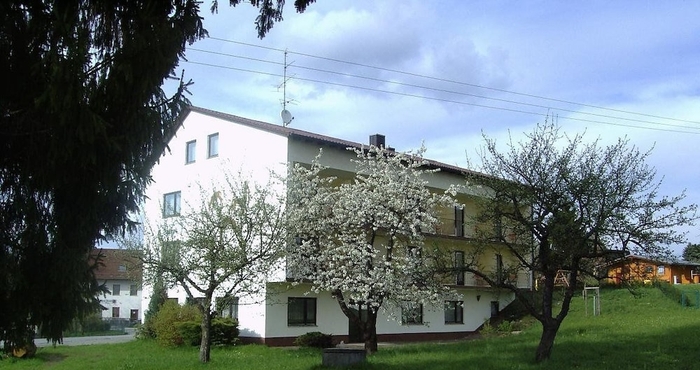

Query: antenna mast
(280, 49), (294, 126)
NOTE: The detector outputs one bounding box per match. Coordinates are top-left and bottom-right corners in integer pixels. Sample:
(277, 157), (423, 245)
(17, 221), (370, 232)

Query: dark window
(217, 296), (239, 320)
(163, 191), (181, 217)
(401, 302), (423, 325)
(130, 284), (138, 296)
(494, 218), (503, 240)
(186, 297), (206, 306)
(208, 133), (219, 158)
(112, 284), (120, 296)
(130, 309), (139, 321)
(454, 251), (465, 285)
(186, 140), (196, 164)
(112, 307), (120, 318)
(288, 297), (316, 326)
(454, 206), (464, 237)
(490, 301), (500, 317)
(496, 254), (504, 283)
(445, 301), (464, 324)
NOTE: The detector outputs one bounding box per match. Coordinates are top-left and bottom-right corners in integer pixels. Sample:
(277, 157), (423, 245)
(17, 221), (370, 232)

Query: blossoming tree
(286, 145), (456, 353)
(136, 173), (286, 363)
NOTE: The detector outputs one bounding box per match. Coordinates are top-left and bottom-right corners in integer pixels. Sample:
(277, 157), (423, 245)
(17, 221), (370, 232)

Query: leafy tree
(286, 146), (457, 354)
(682, 243), (700, 263)
(134, 173), (286, 363)
(463, 121), (696, 362)
(0, 0), (315, 354)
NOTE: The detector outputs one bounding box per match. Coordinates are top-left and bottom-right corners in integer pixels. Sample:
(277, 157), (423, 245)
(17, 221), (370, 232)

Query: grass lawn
(3, 286), (700, 369)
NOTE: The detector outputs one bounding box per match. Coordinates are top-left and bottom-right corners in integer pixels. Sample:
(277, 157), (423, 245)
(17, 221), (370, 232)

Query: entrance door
(347, 304), (367, 343)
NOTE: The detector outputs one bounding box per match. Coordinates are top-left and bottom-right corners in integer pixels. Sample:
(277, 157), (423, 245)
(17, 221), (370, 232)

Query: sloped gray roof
(184, 106), (479, 177)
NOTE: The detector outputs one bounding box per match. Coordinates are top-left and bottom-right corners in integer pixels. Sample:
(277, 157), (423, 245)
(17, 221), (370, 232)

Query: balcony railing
(433, 217), (470, 237)
(455, 271), (532, 289)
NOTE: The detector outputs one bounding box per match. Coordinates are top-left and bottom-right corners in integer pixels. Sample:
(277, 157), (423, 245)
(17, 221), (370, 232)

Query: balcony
(455, 271), (532, 289)
(433, 217), (470, 238)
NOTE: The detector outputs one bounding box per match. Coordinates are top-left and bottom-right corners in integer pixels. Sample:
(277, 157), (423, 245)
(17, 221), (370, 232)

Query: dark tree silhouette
(0, 0), (316, 354)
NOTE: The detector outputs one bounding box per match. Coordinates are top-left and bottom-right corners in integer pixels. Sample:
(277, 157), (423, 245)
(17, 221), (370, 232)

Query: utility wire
(206, 37), (700, 126)
(185, 60), (700, 135)
(188, 47), (700, 132)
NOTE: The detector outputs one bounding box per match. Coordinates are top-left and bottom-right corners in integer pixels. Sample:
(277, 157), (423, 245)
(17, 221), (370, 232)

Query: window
(112, 307), (120, 318)
(112, 284), (120, 296)
(288, 297), (316, 326)
(130, 309), (139, 321)
(454, 251), (465, 285)
(118, 264), (126, 272)
(454, 206), (464, 237)
(493, 218), (503, 240)
(445, 301), (464, 324)
(163, 191), (181, 217)
(657, 265), (665, 275)
(186, 140), (196, 164)
(496, 254), (504, 284)
(186, 297), (206, 306)
(217, 296), (239, 320)
(490, 301), (500, 317)
(401, 302), (423, 325)
(130, 284), (138, 296)
(207, 133), (219, 158)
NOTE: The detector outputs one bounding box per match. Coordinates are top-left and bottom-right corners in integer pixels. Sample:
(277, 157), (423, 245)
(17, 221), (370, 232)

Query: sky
(172, 0), (700, 255)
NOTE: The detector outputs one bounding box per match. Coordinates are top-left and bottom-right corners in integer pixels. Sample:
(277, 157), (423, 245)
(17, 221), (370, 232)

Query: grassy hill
(3, 286), (700, 369)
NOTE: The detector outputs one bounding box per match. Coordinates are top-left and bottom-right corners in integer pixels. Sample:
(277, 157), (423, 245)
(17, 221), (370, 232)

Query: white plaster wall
(264, 283), (350, 339)
(261, 283), (515, 339)
(141, 110), (289, 320)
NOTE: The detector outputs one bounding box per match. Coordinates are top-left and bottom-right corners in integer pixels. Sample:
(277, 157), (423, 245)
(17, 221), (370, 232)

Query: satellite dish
(281, 109), (294, 126)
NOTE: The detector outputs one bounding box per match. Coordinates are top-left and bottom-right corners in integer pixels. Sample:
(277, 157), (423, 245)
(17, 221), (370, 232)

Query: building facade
(142, 106), (531, 345)
(94, 248), (143, 325)
(607, 255), (700, 285)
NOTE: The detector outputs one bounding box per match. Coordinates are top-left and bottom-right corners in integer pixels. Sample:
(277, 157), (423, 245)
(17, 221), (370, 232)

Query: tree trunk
(363, 311), (378, 354)
(535, 320), (560, 362)
(199, 310), (212, 363)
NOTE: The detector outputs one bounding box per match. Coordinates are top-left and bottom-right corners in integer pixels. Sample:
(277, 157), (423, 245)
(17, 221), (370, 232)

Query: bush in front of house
(175, 321), (202, 346)
(83, 313), (110, 332)
(152, 300), (201, 346)
(294, 331), (334, 348)
(174, 317), (240, 346)
(211, 317), (239, 346)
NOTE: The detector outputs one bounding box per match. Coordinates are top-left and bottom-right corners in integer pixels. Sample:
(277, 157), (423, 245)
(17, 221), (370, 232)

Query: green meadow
(3, 286), (700, 369)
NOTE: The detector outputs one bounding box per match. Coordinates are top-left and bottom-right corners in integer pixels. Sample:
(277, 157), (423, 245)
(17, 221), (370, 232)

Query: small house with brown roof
(94, 248), (143, 324)
(607, 254), (700, 285)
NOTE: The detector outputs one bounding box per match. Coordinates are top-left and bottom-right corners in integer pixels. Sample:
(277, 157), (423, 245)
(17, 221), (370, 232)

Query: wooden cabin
(607, 255), (700, 285)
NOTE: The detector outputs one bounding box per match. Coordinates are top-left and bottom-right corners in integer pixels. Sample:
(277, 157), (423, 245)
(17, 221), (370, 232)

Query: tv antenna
(279, 49), (295, 126)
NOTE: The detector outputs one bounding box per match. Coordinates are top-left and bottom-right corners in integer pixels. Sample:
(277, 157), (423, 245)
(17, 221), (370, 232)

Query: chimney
(369, 134), (385, 148)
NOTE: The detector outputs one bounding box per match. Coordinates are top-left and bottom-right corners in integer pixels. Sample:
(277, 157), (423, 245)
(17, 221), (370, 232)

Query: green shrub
(211, 318), (239, 346)
(497, 320), (513, 333)
(480, 319), (495, 337)
(176, 321), (202, 346)
(152, 300), (201, 346)
(294, 331), (333, 348)
(171, 318), (239, 347)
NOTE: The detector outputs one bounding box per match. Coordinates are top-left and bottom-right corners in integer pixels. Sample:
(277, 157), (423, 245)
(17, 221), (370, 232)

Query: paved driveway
(35, 330), (136, 347)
